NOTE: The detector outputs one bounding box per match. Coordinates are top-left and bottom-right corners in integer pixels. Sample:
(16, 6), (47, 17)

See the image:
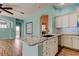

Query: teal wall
(0, 15), (16, 39)
(24, 6), (56, 37)
(0, 15), (24, 39)
(23, 41), (38, 56)
(23, 6), (56, 56)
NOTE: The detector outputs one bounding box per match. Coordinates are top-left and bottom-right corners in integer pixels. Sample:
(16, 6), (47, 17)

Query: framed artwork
(26, 22), (33, 34)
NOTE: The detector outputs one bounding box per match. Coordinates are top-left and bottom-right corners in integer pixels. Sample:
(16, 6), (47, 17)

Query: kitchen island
(22, 34), (59, 56)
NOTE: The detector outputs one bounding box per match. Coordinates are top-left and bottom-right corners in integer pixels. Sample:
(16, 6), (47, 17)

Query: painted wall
(0, 15), (16, 39)
(24, 6), (56, 37)
(23, 6), (56, 56)
(0, 15), (24, 39)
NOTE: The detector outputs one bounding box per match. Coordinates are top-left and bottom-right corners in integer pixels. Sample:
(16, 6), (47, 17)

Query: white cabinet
(77, 37), (79, 49)
(72, 36), (78, 49)
(56, 15), (69, 28)
(73, 36), (79, 50)
(56, 12), (77, 28)
(43, 37), (58, 56)
(63, 36), (73, 48)
(61, 35), (79, 50)
(68, 13), (77, 27)
(62, 15), (69, 27)
(56, 16), (62, 28)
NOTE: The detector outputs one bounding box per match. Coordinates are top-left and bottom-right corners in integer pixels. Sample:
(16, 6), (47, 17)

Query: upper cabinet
(56, 12), (78, 28)
(68, 13), (77, 27)
(62, 15), (69, 27)
(56, 16), (62, 28)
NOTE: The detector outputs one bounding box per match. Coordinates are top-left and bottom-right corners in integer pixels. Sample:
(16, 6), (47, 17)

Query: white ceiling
(0, 3), (69, 20)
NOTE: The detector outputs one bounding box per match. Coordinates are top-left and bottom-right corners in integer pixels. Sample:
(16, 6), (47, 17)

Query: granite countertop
(22, 34), (59, 46)
(22, 34), (79, 46)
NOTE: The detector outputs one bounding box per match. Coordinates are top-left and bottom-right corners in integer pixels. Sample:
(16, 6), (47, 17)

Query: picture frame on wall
(26, 22), (33, 34)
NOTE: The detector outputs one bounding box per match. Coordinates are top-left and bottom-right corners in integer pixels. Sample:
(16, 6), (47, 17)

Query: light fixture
(60, 3), (65, 5)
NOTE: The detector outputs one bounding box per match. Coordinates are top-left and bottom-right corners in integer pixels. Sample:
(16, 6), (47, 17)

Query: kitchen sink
(43, 35), (54, 37)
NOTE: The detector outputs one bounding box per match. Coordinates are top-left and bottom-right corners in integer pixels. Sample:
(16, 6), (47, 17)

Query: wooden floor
(0, 39), (22, 56)
(58, 48), (79, 56)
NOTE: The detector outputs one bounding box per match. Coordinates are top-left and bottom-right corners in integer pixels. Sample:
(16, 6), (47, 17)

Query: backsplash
(56, 27), (79, 34)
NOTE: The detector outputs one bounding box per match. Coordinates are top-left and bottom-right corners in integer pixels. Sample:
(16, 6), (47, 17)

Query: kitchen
(23, 3), (79, 56)
(0, 3), (79, 56)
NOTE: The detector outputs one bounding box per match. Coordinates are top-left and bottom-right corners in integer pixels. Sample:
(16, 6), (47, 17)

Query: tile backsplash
(56, 27), (79, 34)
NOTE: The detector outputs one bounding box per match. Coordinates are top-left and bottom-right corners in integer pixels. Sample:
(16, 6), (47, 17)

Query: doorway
(16, 23), (21, 39)
(40, 15), (48, 36)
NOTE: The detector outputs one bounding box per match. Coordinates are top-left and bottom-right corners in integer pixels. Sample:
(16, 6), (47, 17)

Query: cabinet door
(62, 15), (69, 27)
(74, 36), (79, 49)
(77, 37), (79, 49)
(63, 36), (73, 48)
(68, 13), (77, 27)
(72, 36), (77, 49)
(56, 16), (62, 28)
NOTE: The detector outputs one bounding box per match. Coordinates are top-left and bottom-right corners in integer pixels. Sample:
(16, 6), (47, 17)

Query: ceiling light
(60, 3), (65, 5)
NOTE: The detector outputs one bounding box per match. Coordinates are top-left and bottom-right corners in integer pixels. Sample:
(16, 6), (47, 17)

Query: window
(0, 20), (8, 28)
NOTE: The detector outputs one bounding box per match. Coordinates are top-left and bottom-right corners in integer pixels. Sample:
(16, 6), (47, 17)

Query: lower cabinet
(42, 37), (58, 56)
(72, 36), (79, 50)
(77, 37), (79, 49)
(62, 36), (73, 48)
(72, 36), (78, 49)
(61, 35), (79, 50)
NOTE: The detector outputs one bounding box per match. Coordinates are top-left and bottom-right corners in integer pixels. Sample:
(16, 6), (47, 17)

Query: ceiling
(0, 3), (70, 20)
